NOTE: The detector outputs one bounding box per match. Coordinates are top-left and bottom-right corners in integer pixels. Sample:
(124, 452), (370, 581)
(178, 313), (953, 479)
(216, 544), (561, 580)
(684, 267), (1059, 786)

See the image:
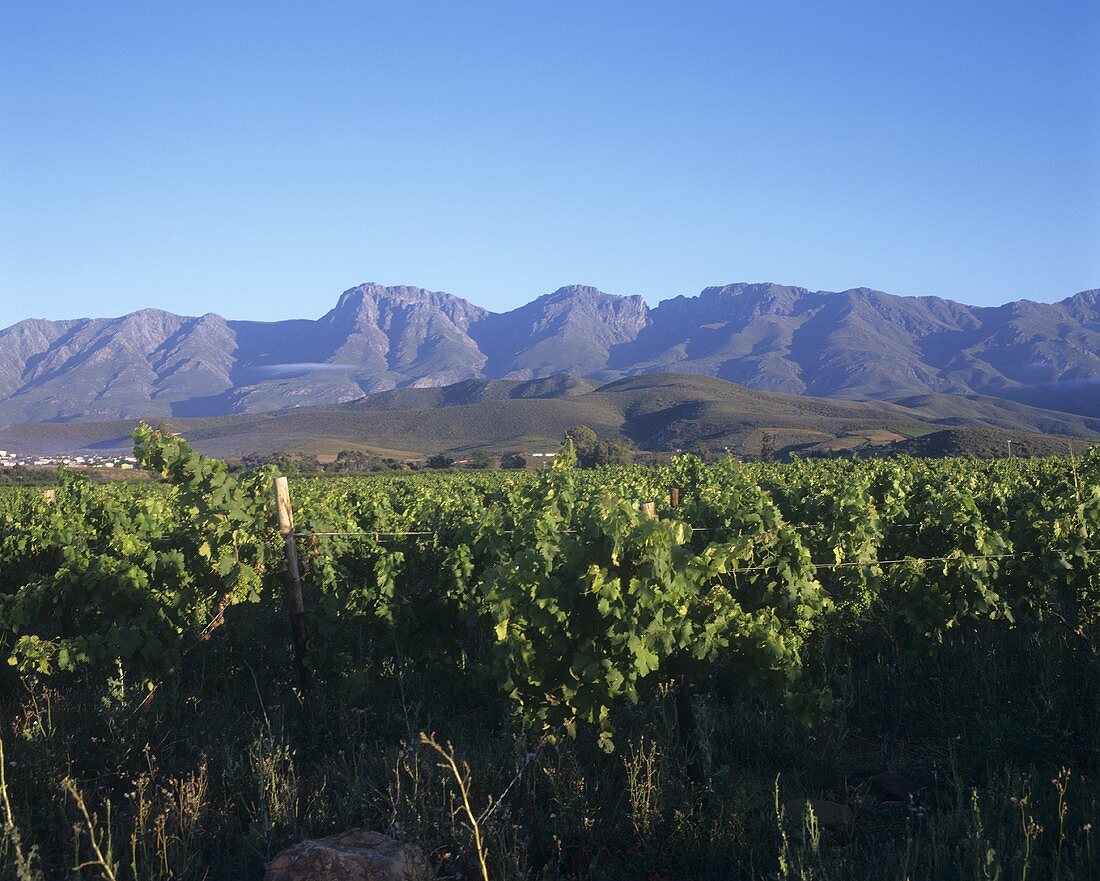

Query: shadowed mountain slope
(2, 372), (1096, 462)
(0, 282), (1096, 422)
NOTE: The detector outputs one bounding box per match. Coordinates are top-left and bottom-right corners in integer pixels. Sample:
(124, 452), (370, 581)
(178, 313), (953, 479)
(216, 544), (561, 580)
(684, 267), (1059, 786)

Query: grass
(0, 599), (1095, 880)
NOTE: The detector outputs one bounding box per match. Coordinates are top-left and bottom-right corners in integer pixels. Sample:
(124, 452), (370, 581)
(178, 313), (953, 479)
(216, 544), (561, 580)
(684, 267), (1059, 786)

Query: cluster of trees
(0, 465), (58, 485)
(426, 428), (636, 471)
(563, 425), (635, 468)
(237, 449), (521, 474)
(238, 427), (637, 474)
(235, 451), (407, 474)
(425, 450), (527, 469)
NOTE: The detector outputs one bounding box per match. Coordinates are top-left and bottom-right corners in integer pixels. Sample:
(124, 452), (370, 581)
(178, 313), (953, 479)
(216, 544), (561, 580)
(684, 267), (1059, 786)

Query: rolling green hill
(2, 372), (1097, 461)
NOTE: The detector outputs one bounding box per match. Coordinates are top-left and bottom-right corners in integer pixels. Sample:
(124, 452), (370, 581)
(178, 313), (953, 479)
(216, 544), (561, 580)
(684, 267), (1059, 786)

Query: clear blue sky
(2, 1), (1097, 327)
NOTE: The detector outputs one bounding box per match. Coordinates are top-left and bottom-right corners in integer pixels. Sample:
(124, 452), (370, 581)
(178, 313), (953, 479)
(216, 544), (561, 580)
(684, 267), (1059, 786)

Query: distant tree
(467, 449), (495, 470)
(426, 453), (456, 469)
(687, 442), (716, 462)
(565, 425), (598, 457)
(584, 439), (635, 467)
(0, 465), (35, 485)
(331, 449), (373, 472)
(239, 451), (269, 469)
(564, 425), (634, 468)
(500, 452), (527, 470)
(759, 432), (775, 462)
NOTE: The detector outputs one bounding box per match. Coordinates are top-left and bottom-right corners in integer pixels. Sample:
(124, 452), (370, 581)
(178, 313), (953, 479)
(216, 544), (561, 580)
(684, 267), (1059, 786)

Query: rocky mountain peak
(1062, 289), (1100, 324)
(0, 280), (1096, 422)
(328, 283), (487, 330)
(543, 283), (631, 302)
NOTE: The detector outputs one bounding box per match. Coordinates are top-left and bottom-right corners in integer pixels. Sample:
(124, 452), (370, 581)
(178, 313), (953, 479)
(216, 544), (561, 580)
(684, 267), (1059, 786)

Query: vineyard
(0, 425), (1097, 879)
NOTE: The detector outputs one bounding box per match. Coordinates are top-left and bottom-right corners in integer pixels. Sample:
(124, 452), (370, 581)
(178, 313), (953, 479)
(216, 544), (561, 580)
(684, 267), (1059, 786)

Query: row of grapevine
(0, 427), (1096, 751)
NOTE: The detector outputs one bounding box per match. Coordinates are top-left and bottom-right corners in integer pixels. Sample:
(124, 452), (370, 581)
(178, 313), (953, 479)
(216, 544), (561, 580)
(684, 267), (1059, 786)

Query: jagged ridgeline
(0, 282), (1097, 423)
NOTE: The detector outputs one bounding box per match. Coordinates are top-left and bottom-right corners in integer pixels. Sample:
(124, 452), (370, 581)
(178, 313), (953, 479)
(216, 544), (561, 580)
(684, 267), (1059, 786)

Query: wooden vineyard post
(670, 487), (680, 510)
(640, 501), (657, 519)
(273, 475), (317, 715)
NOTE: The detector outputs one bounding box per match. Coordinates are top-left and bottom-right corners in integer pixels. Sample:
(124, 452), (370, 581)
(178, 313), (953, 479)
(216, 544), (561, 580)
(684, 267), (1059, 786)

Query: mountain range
(0, 281), (1097, 424)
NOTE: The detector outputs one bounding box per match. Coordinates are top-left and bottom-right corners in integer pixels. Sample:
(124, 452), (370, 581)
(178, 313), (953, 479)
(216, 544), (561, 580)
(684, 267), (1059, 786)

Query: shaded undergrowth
(0, 602), (1096, 880)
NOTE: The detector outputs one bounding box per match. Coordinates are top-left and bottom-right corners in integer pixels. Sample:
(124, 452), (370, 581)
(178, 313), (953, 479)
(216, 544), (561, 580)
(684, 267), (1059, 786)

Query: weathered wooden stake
(273, 475), (316, 714)
(639, 501), (657, 519)
(670, 487), (680, 509)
